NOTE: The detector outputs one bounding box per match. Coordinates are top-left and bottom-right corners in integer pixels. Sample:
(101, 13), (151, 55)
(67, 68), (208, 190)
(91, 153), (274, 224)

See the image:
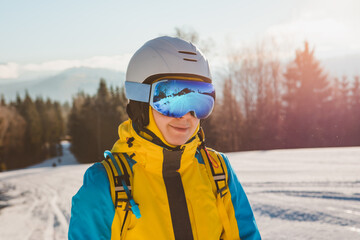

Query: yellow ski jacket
(69, 119), (261, 240)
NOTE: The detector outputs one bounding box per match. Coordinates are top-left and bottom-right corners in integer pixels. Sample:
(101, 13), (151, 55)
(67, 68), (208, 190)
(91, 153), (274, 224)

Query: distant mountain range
(0, 67), (125, 103)
(0, 54), (358, 104)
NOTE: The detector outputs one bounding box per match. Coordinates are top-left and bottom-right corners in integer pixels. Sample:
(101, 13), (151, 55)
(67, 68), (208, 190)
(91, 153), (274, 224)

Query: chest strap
(163, 148), (194, 240)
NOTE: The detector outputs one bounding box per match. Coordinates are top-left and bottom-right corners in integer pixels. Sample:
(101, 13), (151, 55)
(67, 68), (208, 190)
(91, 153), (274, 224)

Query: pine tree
(334, 76), (351, 146)
(111, 86), (127, 134)
(0, 105), (26, 169)
(350, 76), (360, 145)
(35, 97), (47, 144)
(48, 100), (64, 156)
(68, 93), (94, 163)
(95, 79), (112, 160)
(325, 77), (341, 146)
(53, 101), (64, 140)
(61, 101), (71, 137)
(0, 95), (5, 106)
(20, 92), (43, 165)
(283, 42), (330, 148)
(14, 93), (23, 112)
(68, 80), (128, 163)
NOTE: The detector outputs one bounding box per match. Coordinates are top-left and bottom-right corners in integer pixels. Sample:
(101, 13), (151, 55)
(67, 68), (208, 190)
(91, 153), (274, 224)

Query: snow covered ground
(0, 141), (86, 240)
(0, 143), (359, 240)
(227, 147), (360, 239)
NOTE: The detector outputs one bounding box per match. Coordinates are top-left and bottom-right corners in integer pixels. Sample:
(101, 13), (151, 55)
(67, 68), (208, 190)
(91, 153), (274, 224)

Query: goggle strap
(125, 81), (151, 103)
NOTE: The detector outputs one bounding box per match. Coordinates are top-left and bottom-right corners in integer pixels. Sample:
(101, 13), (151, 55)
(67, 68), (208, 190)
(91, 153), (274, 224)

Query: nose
(180, 111), (195, 119)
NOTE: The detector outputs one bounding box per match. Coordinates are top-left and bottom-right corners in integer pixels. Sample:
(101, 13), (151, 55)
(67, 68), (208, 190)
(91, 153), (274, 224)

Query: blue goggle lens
(150, 80), (215, 119)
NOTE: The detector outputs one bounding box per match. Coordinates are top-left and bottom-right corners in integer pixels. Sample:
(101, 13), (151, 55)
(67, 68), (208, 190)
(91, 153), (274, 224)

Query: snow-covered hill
(0, 145), (359, 240)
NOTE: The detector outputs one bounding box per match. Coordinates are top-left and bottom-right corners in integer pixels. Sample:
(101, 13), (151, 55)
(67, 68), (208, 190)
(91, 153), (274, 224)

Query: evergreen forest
(1, 42), (360, 169)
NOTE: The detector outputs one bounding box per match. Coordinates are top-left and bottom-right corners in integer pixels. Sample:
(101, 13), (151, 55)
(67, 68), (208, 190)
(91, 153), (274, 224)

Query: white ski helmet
(125, 36), (212, 87)
(125, 36), (213, 128)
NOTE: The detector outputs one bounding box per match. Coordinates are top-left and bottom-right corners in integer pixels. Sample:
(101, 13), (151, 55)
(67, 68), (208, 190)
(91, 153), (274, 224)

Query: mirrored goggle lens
(150, 80), (215, 119)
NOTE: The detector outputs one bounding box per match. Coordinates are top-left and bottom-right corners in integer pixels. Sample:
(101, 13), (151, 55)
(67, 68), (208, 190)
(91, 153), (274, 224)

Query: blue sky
(1, 0), (359, 80)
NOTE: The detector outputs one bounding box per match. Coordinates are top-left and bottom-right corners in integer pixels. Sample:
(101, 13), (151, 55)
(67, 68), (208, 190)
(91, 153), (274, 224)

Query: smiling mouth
(170, 125), (189, 132)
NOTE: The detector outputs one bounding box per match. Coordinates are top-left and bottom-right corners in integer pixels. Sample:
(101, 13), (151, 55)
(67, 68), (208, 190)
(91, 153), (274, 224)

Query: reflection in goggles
(150, 80), (215, 119)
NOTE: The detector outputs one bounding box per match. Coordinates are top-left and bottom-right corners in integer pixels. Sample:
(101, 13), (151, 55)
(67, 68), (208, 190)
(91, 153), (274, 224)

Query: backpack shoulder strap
(101, 151), (140, 239)
(101, 152), (133, 207)
(200, 147), (239, 240)
(199, 147), (229, 197)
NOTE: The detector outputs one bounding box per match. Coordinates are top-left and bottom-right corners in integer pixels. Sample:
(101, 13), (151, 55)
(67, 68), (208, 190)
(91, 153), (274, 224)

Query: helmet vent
(178, 51), (197, 55)
(183, 58), (197, 62)
(179, 51), (197, 62)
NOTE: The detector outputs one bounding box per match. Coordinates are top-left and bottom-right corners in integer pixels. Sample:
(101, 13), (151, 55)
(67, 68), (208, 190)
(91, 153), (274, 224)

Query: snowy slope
(0, 145), (360, 240)
(227, 147), (360, 239)
(0, 142), (90, 240)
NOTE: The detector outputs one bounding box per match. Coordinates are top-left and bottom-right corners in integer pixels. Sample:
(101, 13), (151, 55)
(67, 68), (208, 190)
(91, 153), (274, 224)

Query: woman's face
(152, 108), (200, 146)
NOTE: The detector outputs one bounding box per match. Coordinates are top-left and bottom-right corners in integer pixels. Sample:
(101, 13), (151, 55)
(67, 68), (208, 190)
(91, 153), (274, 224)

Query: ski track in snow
(0, 142), (90, 240)
(0, 145), (360, 239)
(226, 147), (360, 240)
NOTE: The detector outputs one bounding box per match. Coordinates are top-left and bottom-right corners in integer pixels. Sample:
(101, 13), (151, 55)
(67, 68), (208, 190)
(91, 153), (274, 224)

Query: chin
(169, 141), (186, 146)
(167, 138), (187, 146)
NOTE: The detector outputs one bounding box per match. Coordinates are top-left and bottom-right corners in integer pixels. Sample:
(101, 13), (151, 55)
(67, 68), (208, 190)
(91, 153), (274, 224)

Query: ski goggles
(125, 79), (215, 119)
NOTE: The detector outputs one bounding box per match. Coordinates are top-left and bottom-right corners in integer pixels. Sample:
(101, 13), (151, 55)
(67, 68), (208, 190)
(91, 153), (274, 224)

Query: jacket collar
(111, 119), (202, 170)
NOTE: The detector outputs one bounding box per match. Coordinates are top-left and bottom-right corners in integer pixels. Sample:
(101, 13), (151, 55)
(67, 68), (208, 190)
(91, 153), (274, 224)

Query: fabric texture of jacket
(69, 118), (261, 240)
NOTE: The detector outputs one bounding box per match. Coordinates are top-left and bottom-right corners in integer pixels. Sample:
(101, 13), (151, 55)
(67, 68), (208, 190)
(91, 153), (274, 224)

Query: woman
(69, 36), (261, 240)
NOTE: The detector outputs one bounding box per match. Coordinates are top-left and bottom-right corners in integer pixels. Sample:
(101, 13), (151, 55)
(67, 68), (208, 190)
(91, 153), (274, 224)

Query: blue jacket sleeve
(221, 153), (261, 240)
(68, 163), (115, 240)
